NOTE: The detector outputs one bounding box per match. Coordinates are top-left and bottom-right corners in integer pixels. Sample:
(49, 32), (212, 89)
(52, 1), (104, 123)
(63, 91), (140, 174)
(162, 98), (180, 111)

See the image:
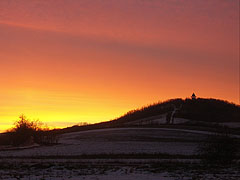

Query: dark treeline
(177, 98), (240, 122)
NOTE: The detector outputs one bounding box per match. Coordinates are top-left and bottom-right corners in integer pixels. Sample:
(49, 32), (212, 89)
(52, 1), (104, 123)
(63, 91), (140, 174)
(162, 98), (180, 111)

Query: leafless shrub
(3, 114), (58, 146)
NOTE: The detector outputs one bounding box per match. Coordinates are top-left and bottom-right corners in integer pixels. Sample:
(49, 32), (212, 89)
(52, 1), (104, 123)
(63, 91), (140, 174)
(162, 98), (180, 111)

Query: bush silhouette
(7, 114), (58, 146)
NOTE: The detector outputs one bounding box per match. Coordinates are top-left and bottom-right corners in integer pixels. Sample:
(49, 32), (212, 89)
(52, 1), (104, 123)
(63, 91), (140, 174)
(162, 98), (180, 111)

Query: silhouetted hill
(112, 98), (240, 123)
(54, 98), (240, 134)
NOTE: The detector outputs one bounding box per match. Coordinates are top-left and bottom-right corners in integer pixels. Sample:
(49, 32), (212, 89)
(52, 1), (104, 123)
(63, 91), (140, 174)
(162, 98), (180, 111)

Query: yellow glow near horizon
(0, 88), (138, 132)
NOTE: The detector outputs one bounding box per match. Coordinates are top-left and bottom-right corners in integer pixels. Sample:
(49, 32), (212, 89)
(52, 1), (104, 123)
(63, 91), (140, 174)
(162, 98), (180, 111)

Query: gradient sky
(0, 0), (239, 132)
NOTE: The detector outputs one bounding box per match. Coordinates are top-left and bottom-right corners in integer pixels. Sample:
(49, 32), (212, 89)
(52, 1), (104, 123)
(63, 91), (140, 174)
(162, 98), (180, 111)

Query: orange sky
(0, 0), (239, 132)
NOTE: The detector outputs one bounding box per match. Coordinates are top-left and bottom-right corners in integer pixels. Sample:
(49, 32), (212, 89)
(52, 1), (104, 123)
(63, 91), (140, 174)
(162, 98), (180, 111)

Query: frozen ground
(0, 158), (239, 180)
(1, 127), (239, 157)
(0, 128), (209, 157)
(0, 128), (239, 179)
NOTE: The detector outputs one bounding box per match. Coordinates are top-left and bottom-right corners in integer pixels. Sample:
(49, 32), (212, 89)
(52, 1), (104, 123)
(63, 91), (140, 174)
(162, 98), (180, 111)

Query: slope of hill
(112, 98), (240, 124)
(56, 98), (240, 134)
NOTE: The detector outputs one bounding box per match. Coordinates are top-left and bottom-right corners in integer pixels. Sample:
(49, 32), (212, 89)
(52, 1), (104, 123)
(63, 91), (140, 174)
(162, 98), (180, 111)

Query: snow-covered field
(0, 128), (207, 157)
(0, 128), (239, 179)
(0, 158), (239, 180)
(2, 127), (239, 157)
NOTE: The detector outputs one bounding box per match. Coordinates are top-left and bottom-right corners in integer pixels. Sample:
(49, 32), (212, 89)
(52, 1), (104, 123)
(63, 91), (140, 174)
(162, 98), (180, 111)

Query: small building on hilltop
(191, 93), (196, 100)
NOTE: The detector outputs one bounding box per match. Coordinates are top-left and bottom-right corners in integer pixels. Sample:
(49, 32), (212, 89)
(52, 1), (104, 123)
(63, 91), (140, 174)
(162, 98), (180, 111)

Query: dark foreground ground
(0, 128), (239, 179)
(0, 158), (239, 180)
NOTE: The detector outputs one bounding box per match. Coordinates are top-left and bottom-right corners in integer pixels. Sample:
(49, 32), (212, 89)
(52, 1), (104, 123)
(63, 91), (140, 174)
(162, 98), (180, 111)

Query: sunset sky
(0, 0), (239, 132)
